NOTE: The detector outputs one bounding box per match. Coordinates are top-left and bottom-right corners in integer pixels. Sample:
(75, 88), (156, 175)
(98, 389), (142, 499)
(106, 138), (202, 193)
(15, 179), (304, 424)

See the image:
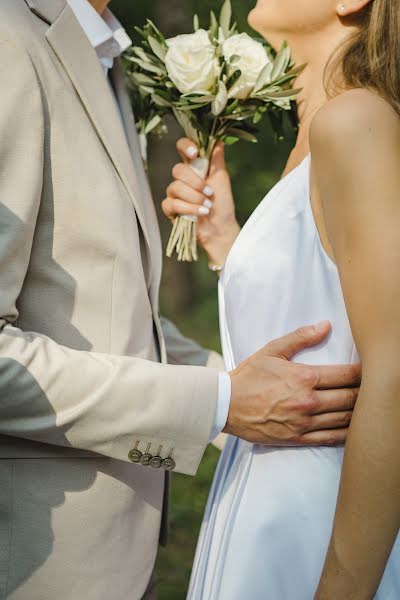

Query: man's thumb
(264, 321), (331, 360)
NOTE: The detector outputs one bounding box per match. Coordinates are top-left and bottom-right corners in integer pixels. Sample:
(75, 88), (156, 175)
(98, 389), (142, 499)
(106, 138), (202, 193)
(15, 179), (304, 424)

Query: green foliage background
(111, 1), (294, 597)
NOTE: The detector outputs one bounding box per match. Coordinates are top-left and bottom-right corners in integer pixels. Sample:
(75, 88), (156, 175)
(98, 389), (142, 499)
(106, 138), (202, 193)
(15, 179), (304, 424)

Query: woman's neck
(285, 31), (348, 168)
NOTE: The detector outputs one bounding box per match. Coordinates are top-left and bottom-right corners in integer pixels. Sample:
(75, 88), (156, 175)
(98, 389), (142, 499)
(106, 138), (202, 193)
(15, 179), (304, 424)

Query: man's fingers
(306, 410), (352, 433)
(313, 362), (361, 390)
(310, 387), (358, 414)
(176, 138), (199, 162)
(298, 428), (347, 447)
(264, 321), (331, 360)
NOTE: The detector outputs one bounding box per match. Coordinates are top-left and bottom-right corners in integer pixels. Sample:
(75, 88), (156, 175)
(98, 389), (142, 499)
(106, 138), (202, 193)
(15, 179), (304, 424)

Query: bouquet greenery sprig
(124, 0), (303, 262)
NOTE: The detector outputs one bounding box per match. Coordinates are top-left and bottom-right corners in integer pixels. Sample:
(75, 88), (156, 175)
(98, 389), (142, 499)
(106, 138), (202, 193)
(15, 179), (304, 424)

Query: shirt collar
(68, 0), (132, 73)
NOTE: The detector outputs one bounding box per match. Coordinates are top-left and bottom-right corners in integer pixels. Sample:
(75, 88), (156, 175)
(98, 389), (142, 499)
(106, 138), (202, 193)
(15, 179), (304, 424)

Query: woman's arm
(311, 89), (400, 599)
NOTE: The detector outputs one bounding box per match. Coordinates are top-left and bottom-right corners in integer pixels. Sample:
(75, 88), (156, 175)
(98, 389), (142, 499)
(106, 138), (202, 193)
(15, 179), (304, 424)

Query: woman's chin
(248, 9), (283, 52)
(248, 4), (277, 40)
(247, 7), (261, 33)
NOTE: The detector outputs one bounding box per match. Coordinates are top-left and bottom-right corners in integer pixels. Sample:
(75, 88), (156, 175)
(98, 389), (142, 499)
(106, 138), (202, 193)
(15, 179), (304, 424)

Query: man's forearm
(0, 322), (219, 475)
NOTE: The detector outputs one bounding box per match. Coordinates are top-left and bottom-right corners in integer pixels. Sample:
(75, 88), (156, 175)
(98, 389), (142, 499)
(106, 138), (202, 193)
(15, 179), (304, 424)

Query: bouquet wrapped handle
(189, 156), (210, 179)
(166, 156), (210, 261)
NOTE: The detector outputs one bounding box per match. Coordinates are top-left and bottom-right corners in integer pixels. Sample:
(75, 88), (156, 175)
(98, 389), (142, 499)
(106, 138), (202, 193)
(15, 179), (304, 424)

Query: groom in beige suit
(0, 1), (361, 598)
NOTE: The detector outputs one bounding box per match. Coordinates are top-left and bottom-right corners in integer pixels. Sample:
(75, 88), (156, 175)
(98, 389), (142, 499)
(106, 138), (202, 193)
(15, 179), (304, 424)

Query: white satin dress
(188, 154), (400, 599)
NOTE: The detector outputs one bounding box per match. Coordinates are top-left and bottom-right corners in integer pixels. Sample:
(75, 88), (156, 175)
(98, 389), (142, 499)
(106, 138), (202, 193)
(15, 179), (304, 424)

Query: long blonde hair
(328, 0), (400, 116)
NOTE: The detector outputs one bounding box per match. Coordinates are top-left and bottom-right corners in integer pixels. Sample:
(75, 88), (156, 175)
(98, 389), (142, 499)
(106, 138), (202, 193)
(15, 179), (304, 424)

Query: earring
(339, 3), (346, 13)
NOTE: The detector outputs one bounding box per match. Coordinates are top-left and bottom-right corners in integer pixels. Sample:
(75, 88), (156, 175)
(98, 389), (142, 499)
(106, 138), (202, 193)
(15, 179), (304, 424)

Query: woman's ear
(336, 0), (374, 17)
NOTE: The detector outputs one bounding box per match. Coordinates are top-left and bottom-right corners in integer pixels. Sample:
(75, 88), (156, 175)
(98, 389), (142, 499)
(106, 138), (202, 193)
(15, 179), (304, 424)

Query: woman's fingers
(176, 138), (199, 162)
(166, 180), (212, 207)
(175, 138), (226, 175)
(162, 197), (211, 220)
(163, 138), (219, 221)
(209, 141), (226, 176)
(172, 163), (214, 197)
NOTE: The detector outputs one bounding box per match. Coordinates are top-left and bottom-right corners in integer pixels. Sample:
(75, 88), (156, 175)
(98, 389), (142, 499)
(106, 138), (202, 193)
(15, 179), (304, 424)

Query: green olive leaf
(220, 0), (232, 38)
(270, 43), (291, 82)
(254, 63), (273, 93)
(212, 80), (228, 116)
(225, 127), (258, 143)
(144, 115), (162, 134)
(148, 36), (167, 61)
(209, 10), (218, 38)
(131, 72), (156, 86)
(126, 56), (166, 76)
(151, 94), (171, 107)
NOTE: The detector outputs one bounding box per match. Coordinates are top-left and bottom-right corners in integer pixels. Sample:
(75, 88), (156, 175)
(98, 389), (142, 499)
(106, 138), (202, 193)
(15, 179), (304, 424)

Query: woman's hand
(162, 138), (241, 266)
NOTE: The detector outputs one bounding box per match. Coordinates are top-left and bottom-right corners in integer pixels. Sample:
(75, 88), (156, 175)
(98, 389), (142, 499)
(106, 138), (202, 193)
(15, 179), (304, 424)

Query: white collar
(68, 0), (132, 73)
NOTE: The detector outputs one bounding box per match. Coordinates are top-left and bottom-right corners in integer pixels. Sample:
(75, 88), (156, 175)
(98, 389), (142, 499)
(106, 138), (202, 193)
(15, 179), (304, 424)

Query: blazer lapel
(110, 60), (163, 296)
(24, 0), (66, 24)
(26, 0), (152, 254)
(110, 60), (144, 174)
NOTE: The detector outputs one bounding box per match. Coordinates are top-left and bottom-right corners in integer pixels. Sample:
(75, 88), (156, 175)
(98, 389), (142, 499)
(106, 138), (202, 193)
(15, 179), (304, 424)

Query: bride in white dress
(163, 0), (400, 598)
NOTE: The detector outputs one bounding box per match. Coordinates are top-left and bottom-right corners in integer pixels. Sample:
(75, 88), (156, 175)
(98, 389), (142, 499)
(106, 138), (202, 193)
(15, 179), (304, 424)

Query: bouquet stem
(166, 154), (210, 262)
(166, 215), (198, 261)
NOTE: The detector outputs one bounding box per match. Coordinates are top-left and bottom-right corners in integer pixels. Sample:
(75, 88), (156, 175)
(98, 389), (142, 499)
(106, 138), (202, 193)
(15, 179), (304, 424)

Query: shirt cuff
(209, 372), (231, 441)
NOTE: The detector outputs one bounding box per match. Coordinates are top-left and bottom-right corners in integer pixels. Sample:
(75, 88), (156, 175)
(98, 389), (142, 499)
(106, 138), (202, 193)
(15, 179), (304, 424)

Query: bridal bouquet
(124, 0), (302, 261)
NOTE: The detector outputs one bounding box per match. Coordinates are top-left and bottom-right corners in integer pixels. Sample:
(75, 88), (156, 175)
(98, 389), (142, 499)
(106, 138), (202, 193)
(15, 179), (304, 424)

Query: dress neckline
(222, 153), (311, 281)
(280, 152), (311, 182)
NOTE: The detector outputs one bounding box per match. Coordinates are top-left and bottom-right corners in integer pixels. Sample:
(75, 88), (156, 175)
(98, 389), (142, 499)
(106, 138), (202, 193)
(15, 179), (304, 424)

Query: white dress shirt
(67, 0), (231, 441)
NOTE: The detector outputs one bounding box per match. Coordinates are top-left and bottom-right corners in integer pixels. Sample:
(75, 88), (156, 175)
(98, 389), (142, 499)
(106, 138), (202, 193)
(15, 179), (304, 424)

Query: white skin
(88, 0), (362, 450)
(166, 0), (400, 598)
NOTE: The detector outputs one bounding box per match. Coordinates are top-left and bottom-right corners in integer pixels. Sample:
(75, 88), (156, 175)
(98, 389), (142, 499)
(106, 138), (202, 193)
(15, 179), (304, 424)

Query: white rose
(165, 29), (219, 95)
(222, 33), (271, 100)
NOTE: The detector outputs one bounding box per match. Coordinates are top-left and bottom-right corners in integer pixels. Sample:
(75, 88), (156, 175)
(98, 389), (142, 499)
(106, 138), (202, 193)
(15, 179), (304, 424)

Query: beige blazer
(0, 1), (223, 598)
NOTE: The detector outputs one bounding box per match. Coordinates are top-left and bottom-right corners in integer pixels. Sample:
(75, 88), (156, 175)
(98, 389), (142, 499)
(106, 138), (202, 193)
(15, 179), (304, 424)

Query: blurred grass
(110, 1), (294, 596)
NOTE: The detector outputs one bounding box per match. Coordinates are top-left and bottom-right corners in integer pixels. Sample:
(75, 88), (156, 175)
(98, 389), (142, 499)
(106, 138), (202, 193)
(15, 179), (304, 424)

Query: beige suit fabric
(0, 1), (223, 598)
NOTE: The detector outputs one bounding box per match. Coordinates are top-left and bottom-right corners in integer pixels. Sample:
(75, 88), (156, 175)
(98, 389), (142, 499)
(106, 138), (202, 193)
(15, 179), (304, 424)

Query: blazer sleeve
(160, 316), (226, 369)
(0, 36), (218, 476)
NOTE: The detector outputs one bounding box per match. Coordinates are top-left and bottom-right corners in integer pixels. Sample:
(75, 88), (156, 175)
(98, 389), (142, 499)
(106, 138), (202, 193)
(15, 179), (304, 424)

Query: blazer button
(128, 444), (142, 463)
(162, 457), (176, 471)
(128, 449), (142, 463)
(150, 456), (162, 469)
(140, 453), (153, 466)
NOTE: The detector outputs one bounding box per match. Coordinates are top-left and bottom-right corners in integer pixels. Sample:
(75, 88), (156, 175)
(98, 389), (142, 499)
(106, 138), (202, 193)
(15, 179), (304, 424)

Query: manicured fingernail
(314, 320), (331, 333)
(203, 199), (213, 209)
(198, 206), (210, 216)
(186, 146), (198, 158)
(203, 185), (214, 197)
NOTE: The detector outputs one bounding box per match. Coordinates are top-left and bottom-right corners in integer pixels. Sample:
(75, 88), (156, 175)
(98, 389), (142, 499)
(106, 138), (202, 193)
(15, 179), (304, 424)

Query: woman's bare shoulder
(310, 88), (400, 159)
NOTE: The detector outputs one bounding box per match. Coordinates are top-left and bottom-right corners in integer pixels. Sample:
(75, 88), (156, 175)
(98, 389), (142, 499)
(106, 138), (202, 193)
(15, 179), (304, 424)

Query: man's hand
(226, 321), (361, 446)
